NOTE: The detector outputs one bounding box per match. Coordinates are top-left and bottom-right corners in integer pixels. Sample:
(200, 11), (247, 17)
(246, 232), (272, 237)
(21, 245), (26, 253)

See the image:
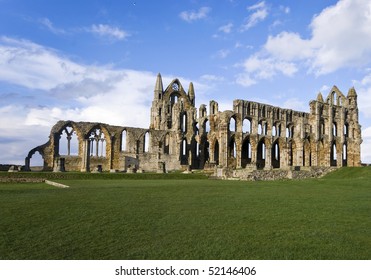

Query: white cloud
(0, 37), (211, 164)
(241, 1), (268, 31)
(0, 36), (85, 90)
(39, 18), (66, 34)
(235, 73), (256, 87)
(279, 6), (290, 14)
(361, 126), (371, 164)
(238, 54), (297, 82)
(236, 0), (371, 85)
(214, 49), (230, 59)
(264, 32), (313, 61)
(89, 24), (129, 40)
(179, 7), (211, 23)
(199, 74), (224, 82)
(355, 73), (371, 118)
(218, 23), (233, 34)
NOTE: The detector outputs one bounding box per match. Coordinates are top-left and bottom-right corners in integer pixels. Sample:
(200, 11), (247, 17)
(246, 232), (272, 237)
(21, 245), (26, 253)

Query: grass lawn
(0, 168), (370, 260)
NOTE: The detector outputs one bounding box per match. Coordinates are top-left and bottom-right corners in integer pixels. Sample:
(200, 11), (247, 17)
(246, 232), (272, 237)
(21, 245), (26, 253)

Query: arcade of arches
(26, 74), (362, 174)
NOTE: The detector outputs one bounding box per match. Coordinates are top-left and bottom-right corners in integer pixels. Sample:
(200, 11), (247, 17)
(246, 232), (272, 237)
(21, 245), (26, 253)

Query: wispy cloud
(179, 7), (211, 23)
(89, 24), (129, 40)
(218, 23), (233, 34)
(39, 18), (66, 34)
(241, 1), (268, 31)
(214, 49), (231, 59)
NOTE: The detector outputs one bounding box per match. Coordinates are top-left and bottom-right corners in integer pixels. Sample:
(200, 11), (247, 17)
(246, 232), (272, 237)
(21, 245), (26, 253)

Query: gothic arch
(242, 118), (251, 134)
(241, 136), (252, 168)
(271, 139), (280, 168)
(229, 115), (237, 132)
(257, 138), (266, 169)
(121, 129), (127, 152)
(86, 125), (110, 157)
(56, 122), (82, 156)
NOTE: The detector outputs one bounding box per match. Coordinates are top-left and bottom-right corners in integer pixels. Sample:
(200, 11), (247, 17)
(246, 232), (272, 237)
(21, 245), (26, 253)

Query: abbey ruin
(25, 74), (362, 177)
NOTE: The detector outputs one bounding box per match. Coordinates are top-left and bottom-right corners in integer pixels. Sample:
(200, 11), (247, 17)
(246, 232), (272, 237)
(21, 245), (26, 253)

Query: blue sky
(1, 0), (371, 164)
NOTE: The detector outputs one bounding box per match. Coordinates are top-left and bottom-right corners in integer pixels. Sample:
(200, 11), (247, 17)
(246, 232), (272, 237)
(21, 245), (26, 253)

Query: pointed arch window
(144, 132), (150, 153)
(229, 117), (236, 132)
(59, 125), (79, 156)
(89, 128), (106, 157)
(121, 130), (127, 151)
(243, 118), (251, 133)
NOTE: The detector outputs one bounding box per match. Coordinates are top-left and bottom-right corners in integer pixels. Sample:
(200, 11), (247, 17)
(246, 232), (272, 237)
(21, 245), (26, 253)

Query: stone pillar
(264, 143), (272, 170)
(24, 157), (31, 171)
(53, 157), (66, 172)
(81, 139), (90, 172)
(236, 137), (242, 169)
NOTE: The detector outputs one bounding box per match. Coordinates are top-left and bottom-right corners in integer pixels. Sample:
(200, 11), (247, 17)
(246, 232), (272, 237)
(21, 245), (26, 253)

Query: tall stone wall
(26, 74), (362, 174)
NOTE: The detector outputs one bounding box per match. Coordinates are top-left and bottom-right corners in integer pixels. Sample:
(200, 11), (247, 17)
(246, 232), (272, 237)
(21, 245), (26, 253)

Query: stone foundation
(215, 166), (336, 181)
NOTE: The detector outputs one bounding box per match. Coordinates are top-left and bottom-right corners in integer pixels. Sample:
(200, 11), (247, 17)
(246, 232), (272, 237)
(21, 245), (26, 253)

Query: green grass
(0, 167), (370, 260)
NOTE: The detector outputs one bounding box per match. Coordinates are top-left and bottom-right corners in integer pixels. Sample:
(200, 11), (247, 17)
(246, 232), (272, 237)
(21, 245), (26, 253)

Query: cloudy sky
(1, 0), (371, 165)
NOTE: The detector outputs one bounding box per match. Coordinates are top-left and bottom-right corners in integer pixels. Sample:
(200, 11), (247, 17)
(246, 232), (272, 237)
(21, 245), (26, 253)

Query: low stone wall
(216, 166), (336, 181)
(0, 177), (45, 183)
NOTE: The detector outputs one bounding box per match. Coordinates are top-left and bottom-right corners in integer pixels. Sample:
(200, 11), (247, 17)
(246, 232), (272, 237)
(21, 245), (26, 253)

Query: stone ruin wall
(25, 74), (362, 175)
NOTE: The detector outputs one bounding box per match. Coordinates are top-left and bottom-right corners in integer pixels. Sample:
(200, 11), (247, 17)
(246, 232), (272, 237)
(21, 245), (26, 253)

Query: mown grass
(0, 167), (370, 260)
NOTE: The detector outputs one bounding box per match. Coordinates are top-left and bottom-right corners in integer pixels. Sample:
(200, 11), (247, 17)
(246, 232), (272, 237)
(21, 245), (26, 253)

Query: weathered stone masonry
(26, 73), (362, 173)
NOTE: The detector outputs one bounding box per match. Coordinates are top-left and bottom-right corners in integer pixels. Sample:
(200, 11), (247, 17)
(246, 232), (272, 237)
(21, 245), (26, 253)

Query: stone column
(81, 139), (90, 172)
(264, 143), (272, 170)
(24, 157), (31, 171)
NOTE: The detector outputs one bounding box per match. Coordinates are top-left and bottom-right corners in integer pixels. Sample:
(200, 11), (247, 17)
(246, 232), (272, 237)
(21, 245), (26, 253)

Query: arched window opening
(182, 139), (187, 156)
(59, 126), (78, 156)
(263, 123), (267, 135)
(214, 140), (219, 165)
(320, 122), (325, 138)
(194, 123), (199, 136)
(274, 143), (279, 160)
(344, 124), (348, 137)
(243, 119), (251, 133)
(30, 151), (43, 171)
(228, 138), (236, 158)
(121, 130), (127, 152)
(196, 142), (200, 157)
(333, 123), (337, 137)
(272, 125), (277, 137)
(241, 139), (252, 167)
(271, 142), (280, 168)
(164, 134), (170, 154)
(330, 143), (337, 166)
(338, 96), (342, 106)
(258, 124), (262, 135)
(343, 143), (347, 166)
(181, 113), (187, 133)
(229, 117), (236, 132)
(171, 95), (178, 104)
(89, 128), (106, 157)
(286, 127), (290, 138)
(331, 91), (335, 104)
(257, 140), (266, 169)
(181, 139), (188, 165)
(144, 132), (150, 152)
(204, 120), (210, 134)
